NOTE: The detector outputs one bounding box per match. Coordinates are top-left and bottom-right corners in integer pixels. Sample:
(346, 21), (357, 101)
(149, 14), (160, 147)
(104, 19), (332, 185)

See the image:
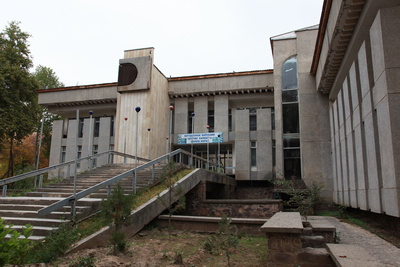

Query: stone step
(0, 210), (80, 220)
(2, 217), (69, 228)
(4, 233), (46, 241)
(301, 235), (326, 248)
(326, 244), (381, 267)
(7, 225), (58, 236)
(0, 197), (102, 206)
(0, 203), (91, 212)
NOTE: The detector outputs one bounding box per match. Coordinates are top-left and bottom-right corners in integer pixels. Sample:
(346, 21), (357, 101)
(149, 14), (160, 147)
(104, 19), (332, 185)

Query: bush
(101, 182), (135, 254)
(274, 177), (324, 221)
(204, 215), (241, 267)
(26, 222), (80, 263)
(0, 218), (34, 266)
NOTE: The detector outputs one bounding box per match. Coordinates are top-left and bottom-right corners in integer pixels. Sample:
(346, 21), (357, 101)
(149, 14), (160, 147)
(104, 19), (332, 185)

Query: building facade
(37, 0), (400, 217)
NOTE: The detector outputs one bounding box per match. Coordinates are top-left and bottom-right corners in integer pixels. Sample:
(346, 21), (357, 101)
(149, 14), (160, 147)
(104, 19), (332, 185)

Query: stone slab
(260, 212), (303, 233)
(326, 244), (384, 267)
(308, 219), (336, 232)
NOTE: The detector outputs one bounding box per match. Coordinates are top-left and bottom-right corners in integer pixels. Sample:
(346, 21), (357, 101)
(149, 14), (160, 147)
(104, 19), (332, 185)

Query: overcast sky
(1, 0), (323, 87)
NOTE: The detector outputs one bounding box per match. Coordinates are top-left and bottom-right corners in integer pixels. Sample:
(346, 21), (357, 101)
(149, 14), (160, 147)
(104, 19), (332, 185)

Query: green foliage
(101, 183), (135, 254)
(0, 218), (34, 266)
(33, 64), (64, 159)
(203, 215), (241, 267)
(27, 222), (80, 263)
(69, 255), (97, 267)
(0, 21), (41, 177)
(157, 161), (186, 238)
(274, 177), (325, 221)
(33, 64), (64, 89)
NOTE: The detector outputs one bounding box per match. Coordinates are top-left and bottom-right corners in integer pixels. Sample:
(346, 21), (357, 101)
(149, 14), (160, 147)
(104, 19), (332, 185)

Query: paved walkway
(309, 216), (400, 267)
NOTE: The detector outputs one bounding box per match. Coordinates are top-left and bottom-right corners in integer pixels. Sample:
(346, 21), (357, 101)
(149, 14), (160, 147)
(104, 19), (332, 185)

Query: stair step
(2, 217), (70, 227)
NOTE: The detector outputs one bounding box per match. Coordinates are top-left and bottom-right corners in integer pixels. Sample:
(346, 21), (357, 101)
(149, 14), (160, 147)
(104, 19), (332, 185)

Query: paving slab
(309, 216), (400, 267)
(327, 244), (385, 267)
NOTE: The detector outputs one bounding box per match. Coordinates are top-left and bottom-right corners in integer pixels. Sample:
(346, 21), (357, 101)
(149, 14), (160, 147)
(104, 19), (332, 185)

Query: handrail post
(107, 185), (111, 196)
(2, 185), (7, 197)
(67, 165), (71, 178)
(39, 174), (43, 188)
(132, 173), (136, 194)
(152, 165), (155, 181)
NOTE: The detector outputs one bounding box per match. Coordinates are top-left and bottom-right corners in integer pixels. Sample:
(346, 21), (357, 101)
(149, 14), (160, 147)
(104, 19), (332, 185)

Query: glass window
(282, 103), (299, 134)
(61, 146), (66, 163)
(251, 141), (257, 167)
(208, 110), (214, 132)
(93, 145), (98, 168)
(249, 108), (257, 131)
(228, 109), (232, 132)
(79, 118), (84, 138)
(271, 108), (275, 130)
(94, 117), (100, 137)
(77, 145), (82, 168)
(188, 111), (194, 133)
(282, 56), (298, 90)
(282, 90), (298, 103)
(110, 116), (114, 137)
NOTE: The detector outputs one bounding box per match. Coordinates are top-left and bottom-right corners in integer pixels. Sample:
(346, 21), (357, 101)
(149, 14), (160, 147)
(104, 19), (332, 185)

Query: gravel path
(309, 216), (400, 267)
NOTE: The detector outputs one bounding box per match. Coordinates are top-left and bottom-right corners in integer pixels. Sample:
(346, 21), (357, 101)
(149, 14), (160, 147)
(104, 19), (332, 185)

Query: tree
(0, 21), (41, 178)
(33, 65), (64, 89)
(33, 65), (64, 163)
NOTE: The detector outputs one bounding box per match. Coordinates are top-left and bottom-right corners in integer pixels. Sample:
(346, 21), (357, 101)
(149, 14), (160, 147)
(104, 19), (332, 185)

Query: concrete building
(37, 0), (400, 217)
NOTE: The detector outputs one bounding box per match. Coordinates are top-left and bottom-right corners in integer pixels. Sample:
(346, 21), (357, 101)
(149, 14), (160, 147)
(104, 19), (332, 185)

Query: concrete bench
(308, 219), (336, 243)
(260, 212), (304, 265)
(326, 244), (383, 267)
(260, 211), (303, 234)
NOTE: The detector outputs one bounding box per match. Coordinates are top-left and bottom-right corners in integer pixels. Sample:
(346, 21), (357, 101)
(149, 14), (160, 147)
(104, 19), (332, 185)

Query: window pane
(282, 103), (299, 134)
(282, 56), (298, 90)
(282, 90), (298, 103)
(283, 135), (300, 148)
(251, 142), (257, 167)
(249, 115), (257, 131)
(284, 157), (301, 179)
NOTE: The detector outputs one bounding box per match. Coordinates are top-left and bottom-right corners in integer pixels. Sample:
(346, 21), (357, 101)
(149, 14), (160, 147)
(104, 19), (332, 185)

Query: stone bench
(308, 219), (336, 243)
(260, 212), (304, 265)
(326, 244), (382, 267)
(260, 212), (334, 266)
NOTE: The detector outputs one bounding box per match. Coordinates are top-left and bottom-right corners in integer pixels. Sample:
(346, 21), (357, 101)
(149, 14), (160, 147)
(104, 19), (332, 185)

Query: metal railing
(0, 151), (149, 197)
(38, 149), (219, 218)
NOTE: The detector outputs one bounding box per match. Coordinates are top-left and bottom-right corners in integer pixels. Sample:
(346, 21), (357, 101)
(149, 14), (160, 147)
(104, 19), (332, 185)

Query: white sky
(0, 0), (323, 87)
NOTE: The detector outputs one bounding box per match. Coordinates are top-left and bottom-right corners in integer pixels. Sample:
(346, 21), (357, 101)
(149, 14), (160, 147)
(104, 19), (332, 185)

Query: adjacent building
(37, 0), (400, 217)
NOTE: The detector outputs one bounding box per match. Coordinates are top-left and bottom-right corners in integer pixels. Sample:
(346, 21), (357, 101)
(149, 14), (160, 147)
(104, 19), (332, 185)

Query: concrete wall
(115, 61), (170, 161)
(272, 28), (332, 198)
(325, 5), (400, 217)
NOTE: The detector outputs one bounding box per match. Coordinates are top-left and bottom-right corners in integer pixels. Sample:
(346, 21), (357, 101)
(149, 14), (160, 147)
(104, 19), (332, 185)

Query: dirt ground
(55, 227), (268, 267)
(53, 206), (400, 267)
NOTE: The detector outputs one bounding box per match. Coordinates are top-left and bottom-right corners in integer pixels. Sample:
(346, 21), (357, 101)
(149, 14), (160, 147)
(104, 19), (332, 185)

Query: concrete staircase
(0, 163), (166, 240)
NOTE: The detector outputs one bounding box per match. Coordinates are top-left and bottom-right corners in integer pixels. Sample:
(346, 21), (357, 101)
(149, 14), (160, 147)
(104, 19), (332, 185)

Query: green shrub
(101, 182), (135, 254)
(203, 215), (241, 267)
(27, 222), (80, 263)
(0, 218), (34, 266)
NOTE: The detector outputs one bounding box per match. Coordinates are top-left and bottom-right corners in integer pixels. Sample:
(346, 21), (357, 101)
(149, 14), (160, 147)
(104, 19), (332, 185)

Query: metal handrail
(37, 149), (196, 218)
(0, 150), (149, 196)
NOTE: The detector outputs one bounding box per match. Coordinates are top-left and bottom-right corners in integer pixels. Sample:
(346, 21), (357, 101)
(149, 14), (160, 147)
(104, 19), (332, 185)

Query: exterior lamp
(147, 128), (151, 160)
(134, 107), (141, 194)
(191, 112), (195, 166)
(88, 110), (94, 170)
(124, 117), (128, 163)
(169, 105), (174, 156)
(207, 125), (210, 170)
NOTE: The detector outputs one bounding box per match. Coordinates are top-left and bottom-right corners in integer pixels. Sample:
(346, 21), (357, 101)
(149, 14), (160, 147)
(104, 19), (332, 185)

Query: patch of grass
(75, 168), (194, 241)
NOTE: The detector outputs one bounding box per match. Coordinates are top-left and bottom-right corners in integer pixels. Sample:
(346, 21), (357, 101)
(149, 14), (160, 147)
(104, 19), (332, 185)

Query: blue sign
(177, 132), (223, 145)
